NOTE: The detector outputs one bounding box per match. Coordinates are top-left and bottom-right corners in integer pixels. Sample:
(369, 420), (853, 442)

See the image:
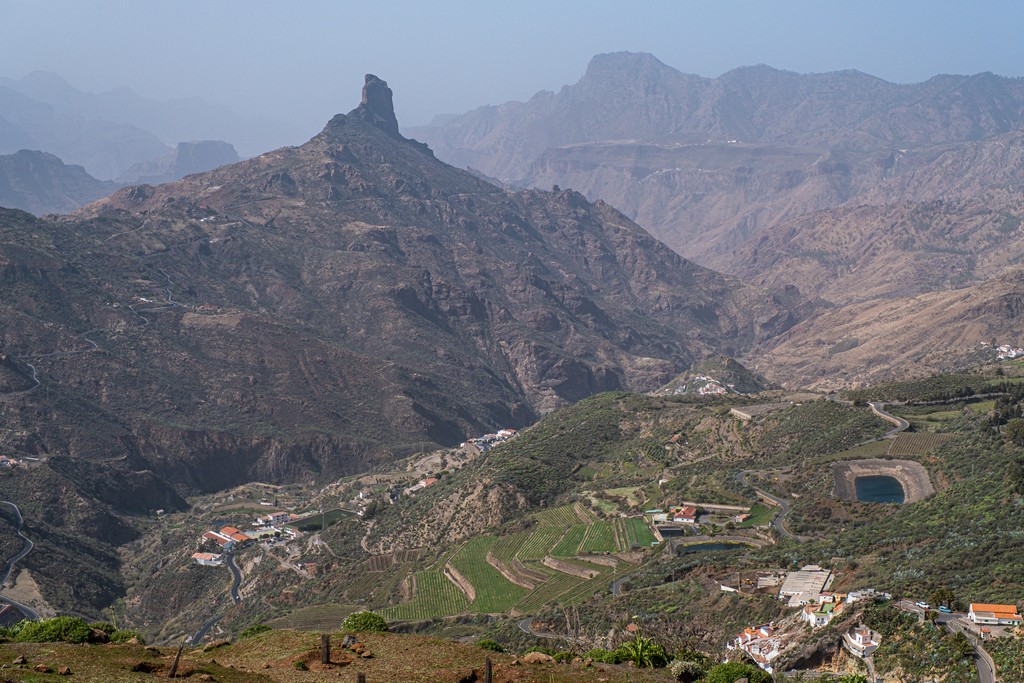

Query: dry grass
(0, 630), (676, 682)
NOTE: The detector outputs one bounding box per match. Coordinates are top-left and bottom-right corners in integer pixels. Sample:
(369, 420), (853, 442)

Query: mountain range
(0, 75), (807, 614)
(411, 52), (1024, 386)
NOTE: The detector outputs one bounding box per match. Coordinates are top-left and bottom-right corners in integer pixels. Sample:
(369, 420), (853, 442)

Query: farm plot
(550, 524), (587, 557)
(579, 521), (618, 553)
(379, 570), (468, 621)
(738, 503), (774, 528)
(514, 572), (585, 613)
(888, 432), (954, 456)
(619, 517), (657, 547)
(490, 532), (529, 563)
(267, 603), (358, 631)
(449, 536), (528, 613)
(516, 526), (565, 562)
(534, 505), (583, 528)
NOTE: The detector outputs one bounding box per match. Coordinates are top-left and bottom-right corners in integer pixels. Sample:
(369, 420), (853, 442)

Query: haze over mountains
(412, 51), (1024, 387)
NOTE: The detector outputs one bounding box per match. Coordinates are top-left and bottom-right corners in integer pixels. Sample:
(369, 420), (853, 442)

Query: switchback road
(0, 501), (39, 621)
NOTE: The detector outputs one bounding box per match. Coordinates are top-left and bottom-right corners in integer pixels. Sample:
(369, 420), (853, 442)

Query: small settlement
(727, 566), (893, 673)
(193, 510), (305, 566)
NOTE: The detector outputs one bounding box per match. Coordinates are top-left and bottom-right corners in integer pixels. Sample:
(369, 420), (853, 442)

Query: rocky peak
(350, 73), (401, 137)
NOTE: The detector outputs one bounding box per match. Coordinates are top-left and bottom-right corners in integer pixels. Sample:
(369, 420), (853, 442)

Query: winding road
(736, 471), (796, 540)
(896, 601), (994, 683)
(868, 401), (910, 438)
(0, 502), (39, 621)
(226, 553), (242, 604)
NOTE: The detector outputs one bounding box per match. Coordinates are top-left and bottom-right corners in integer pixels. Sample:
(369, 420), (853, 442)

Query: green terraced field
(449, 537), (528, 613)
(579, 520), (617, 553)
(378, 570), (468, 621)
(533, 505), (581, 527)
(620, 517), (657, 547)
(550, 524), (586, 557)
(490, 531), (529, 563)
(516, 526), (565, 561)
(514, 572), (585, 612)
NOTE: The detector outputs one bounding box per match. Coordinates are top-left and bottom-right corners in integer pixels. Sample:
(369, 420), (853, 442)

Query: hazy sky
(3, 0), (1023, 139)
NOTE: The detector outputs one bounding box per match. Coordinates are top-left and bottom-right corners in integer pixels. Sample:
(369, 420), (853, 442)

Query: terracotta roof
(221, 526), (242, 535)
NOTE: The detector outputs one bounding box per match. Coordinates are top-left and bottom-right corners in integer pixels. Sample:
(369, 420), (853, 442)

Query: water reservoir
(855, 475), (905, 504)
(677, 542), (747, 554)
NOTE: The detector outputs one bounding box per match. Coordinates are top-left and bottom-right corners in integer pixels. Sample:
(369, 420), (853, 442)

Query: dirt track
(831, 458), (934, 503)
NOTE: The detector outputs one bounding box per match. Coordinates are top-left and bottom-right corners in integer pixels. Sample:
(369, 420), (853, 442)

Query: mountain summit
(351, 73), (402, 137)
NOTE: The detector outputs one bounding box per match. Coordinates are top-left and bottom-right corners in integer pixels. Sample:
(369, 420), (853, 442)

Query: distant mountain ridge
(0, 71), (304, 158)
(410, 53), (1024, 275)
(0, 149), (118, 215)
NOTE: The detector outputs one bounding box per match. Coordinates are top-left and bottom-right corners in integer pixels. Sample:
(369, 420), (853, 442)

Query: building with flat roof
(778, 566), (832, 607)
(969, 603), (1022, 625)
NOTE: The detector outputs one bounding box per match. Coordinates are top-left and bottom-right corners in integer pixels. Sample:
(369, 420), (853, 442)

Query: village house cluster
(460, 428), (517, 452)
(979, 340), (1024, 359)
(191, 509), (303, 566)
(728, 566), (893, 673)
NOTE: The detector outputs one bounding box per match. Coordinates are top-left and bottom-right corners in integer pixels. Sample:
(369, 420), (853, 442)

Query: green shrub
(477, 639), (504, 652)
(89, 622), (117, 635)
(294, 660), (307, 670)
(553, 652), (573, 663)
(706, 662), (772, 683)
(110, 629), (144, 644)
(584, 647), (628, 664)
(15, 616), (92, 644)
(240, 623), (272, 639)
(341, 611), (388, 633)
(669, 659), (706, 682)
(615, 633), (669, 668)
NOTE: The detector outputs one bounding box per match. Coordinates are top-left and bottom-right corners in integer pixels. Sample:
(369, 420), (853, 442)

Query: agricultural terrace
(376, 505), (659, 620)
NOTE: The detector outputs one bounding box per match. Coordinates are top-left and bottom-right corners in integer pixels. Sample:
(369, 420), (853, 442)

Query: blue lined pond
(855, 475), (905, 504)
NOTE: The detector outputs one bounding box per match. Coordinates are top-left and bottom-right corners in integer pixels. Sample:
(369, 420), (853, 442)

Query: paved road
(226, 553), (242, 604)
(0, 502), (39, 621)
(868, 401), (910, 437)
(518, 617), (561, 640)
(896, 601), (994, 683)
(736, 471), (795, 540)
(188, 615), (223, 645)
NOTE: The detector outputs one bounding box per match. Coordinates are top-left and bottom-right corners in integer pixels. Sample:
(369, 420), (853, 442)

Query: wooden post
(356, 673), (366, 683)
(321, 633), (330, 664)
(169, 638), (185, 678)
(484, 656), (492, 683)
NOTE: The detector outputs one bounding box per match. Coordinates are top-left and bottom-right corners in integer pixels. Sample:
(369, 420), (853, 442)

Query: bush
(706, 662), (772, 683)
(110, 629), (144, 644)
(240, 623), (272, 639)
(669, 659), (706, 682)
(477, 639), (504, 652)
(553, 652), (573, 663)
(89, 622), (116, 635)
(15, 616), (93, 644)
(584, 648), (628, 664)
(341, 611), (388, 633)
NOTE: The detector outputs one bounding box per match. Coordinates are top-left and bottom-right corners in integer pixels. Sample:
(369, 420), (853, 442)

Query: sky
(2, 0), (1023, 139)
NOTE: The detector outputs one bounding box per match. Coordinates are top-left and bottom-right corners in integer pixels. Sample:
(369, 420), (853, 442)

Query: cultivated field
(374, 505), (658, 620)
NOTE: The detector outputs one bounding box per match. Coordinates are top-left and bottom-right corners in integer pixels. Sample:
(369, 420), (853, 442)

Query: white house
(843, 626), (881, 658)
(192, 552), (223, 567)
(968, 603), (1022, 625)
(727, 624), (781, 673)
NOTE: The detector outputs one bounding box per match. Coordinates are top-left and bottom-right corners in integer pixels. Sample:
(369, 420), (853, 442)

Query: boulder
(522, 651), (554, 664)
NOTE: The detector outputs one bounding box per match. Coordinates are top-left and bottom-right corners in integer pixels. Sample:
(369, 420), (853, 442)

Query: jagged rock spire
(352, 74), (400, 137)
